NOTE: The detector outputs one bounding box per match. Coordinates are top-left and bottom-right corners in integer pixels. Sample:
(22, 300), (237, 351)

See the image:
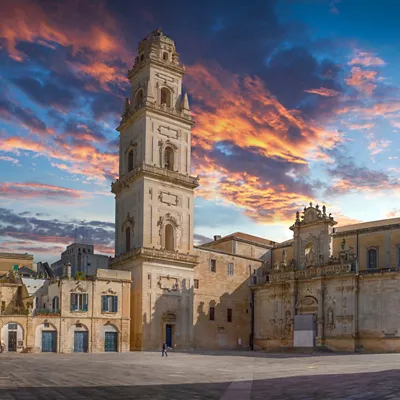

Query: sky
(0, 0), (399, 264)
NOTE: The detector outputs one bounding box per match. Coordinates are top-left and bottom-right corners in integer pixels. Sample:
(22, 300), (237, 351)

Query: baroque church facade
(110, 30), (400, 353)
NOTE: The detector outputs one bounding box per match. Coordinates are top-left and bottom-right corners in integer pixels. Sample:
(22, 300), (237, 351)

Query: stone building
(110, 29), (400, 353)
(51, 242), (110, 277)
(0, 269), (131, 353)
(254, 205), (400, 352)
(0, 252), (34, 276)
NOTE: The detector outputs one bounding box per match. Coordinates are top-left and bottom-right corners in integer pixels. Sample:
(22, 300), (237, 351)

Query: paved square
(1, 351), (400, 399)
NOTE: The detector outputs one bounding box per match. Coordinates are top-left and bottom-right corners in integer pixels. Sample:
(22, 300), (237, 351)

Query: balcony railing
(111, 163), (199, 194)
(34, 308), (60, 316)
(111, 246), (199, 267)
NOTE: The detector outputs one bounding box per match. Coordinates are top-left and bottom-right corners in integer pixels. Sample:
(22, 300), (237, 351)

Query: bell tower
(111, 30), (199, 350)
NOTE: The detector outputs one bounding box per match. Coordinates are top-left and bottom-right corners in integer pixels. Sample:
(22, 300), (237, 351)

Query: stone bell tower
(111, 30), (199, 350)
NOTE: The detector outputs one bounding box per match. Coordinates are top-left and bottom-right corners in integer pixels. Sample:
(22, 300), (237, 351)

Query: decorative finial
(181, 92), (190, 112)
(341, 238), (346, 250)
(322, 205), (326, 215)
(296, 211), (300, 222)
(309, 202), (313, 207)
(316, 204), (319, 210)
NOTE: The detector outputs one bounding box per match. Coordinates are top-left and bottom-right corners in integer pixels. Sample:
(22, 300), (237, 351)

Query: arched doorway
(1, 322), (24, 352)
(35, 322), (57, 353)
(68, 323), (89, 353)
(162, 312), (176, 348)
(294, 296), (318, 348)
(101, 324), (119, 352)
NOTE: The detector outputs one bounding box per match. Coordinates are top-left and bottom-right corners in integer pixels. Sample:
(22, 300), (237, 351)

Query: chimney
(214, 235), (221, 241)
(66, 263), (71, 279)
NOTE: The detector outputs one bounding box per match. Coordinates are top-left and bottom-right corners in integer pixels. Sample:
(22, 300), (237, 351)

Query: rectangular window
(194, 279), (199, 289)
(8, 323), (17, 330)
(252, 275), (258, 285)
(209, 306), (215, 321)
(148, 274), (152, 288)
(227, 308), (232, 323)
(101, 295), (118, 312)
(228, 263), (234, 276)
(210, 259), (216, 273)
(70, 293), (88, 312)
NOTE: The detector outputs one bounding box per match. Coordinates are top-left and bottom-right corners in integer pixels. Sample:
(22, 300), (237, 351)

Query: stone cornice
(194, 246), (265, 263)
(333, 223), (400, 237)
(118, 101), (193, 132)
(111, 163), (199, 194)
(110, 247), (199, 268)
(128, 57), (185, 80)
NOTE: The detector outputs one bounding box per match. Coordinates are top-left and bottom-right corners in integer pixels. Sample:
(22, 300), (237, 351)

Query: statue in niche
(341, 238), (346, 250)
(305, 242), (316, 266)
(326, 308), (335, 331)
(285, 310), (291, 334)
(281, 249), (287, 265)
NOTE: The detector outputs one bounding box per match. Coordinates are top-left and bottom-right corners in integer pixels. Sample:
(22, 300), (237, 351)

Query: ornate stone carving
(158, 275), (179, 292)
(158, 191), (179, 206)
(102, 288), (117, 295)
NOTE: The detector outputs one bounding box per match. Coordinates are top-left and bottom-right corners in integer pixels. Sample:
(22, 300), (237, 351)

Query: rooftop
(202, 232), (276, 248)
(335, 217), (400, 233)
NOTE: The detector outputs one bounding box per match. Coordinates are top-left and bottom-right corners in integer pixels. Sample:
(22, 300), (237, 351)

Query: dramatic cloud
(349, 51), (385, 67)
(304, 88), (340, 97)
(346, 67), (378, 95)
(0, 208), (115, 258)
(0, 182), (85, 200)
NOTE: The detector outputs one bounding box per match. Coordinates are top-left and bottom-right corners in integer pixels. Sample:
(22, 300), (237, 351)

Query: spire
(122, 97), (130, 117)
(180, 92), (190, 112)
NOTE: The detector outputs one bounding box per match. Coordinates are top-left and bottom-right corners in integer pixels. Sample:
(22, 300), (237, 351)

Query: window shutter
(101, 295), (107, 312)
(113, 296), (118, 312)
(83, 294), (88, 311)
(70, 294), (76, 311)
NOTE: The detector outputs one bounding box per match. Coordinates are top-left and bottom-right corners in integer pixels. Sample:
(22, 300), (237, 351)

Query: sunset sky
(0, 0), (399, 263)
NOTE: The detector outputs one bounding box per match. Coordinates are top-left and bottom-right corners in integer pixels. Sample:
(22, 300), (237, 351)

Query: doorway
(166, 324), (173, 348)
(42, 331), (57, 352)
(105, 332), (118, 352)
(8, 331), (17, 352)
(74, 331), (88, 352)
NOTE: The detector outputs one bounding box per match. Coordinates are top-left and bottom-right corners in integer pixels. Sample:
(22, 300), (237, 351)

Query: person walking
(162, 342), (168, 357)
(0, 339), (5, 353)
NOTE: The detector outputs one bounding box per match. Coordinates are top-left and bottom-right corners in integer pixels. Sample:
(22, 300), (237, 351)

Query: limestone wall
(193, 248), (263, 349)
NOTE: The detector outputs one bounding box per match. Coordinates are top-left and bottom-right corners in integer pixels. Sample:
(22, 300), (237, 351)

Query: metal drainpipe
(59, 280), (62, 353)
(91, 279), (95, 353)
(251, 289), (255, 351)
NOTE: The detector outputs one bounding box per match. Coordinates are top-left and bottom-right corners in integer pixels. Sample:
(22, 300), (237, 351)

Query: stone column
(316, 285), (325, 346)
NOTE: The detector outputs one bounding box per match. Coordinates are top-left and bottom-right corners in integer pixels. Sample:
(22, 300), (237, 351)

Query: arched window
(163, 52), (168, 61)
(52, 296), (59, 311)
(165, 224), (174, 251)
(125, 227), (131, 253)
(128, 150), (134, 172)
(367, 248), (378, 269)
(160, 88), (171, 107)
(164, 146), (174, 171)
(136, 89), (143, 106)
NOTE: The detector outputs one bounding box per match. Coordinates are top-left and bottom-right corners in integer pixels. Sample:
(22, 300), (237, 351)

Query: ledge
(111, 163), (199, 194)
(118, 101), (193, 132)
(111, 247), (199, 268)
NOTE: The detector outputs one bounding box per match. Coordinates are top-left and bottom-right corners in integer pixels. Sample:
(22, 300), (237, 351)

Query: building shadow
(1, 369), (400, 399)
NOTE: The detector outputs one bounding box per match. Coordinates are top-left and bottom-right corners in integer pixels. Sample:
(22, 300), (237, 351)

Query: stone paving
(1, 351), (400, 399)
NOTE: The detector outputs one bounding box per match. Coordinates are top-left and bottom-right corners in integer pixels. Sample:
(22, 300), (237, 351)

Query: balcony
(34, 308), (60, 316)
(111, 163), (199, 194)
(111, 246), (199, 268)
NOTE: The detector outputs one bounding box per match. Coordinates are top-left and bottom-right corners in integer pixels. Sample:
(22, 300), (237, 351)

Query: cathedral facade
(110, 30), (400, 353)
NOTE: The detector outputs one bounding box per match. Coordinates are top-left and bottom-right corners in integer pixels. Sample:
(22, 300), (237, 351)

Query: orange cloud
(304, 88), (340, 97)
(345, 67), (377, 94)
(0, 0), (128, 61)
(386, 208), (400, 218)
(368, 138), (391, 156)
(349, 51), (385, 67)
(0, 136), (118, 183)
(186, 64), (342, 165)
(0, 182), (85, 199)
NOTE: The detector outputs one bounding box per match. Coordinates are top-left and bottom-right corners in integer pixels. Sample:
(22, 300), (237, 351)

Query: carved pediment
(102, 288), (117, 295)
(71, 284), (87, 293)
(162, 311), (177, 323)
